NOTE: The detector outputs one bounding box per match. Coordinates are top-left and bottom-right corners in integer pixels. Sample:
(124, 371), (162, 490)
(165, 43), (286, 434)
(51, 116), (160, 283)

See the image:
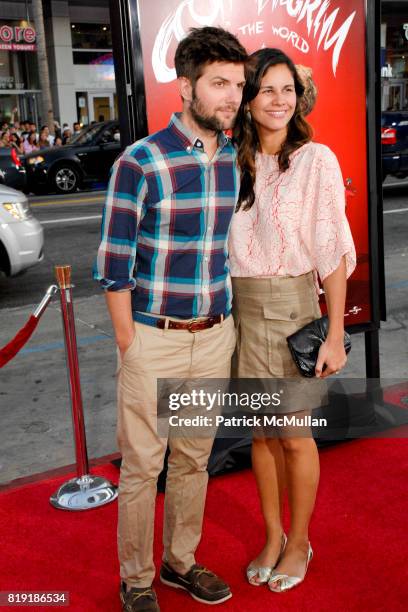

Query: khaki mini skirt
(231, 272), (324, 414)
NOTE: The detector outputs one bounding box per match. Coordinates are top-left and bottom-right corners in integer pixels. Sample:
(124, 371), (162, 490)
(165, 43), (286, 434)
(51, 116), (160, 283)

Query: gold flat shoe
(246, 533), (287, 586)
(268, 543), (313, 593)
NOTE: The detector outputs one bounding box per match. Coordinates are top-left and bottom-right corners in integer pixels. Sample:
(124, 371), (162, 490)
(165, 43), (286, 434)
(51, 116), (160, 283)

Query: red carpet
(0, 438), (407, 611)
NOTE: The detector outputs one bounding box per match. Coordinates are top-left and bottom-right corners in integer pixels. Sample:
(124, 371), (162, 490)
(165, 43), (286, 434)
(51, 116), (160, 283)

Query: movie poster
(137, 0), (370, 327)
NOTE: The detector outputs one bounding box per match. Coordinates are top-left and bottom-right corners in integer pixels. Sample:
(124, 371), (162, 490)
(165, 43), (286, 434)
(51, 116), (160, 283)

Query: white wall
(47, 0), (76, 126)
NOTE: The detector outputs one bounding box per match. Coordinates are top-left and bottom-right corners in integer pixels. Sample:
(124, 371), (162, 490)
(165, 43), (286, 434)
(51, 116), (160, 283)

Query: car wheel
(52, 165), (80, 194)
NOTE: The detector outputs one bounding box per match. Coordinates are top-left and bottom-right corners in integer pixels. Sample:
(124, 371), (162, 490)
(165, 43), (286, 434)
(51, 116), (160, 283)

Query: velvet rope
(0, 315), (39, 368)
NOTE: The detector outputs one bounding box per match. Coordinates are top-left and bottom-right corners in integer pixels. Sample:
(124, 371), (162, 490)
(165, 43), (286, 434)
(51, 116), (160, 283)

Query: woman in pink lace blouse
(230, 49), (356, 593)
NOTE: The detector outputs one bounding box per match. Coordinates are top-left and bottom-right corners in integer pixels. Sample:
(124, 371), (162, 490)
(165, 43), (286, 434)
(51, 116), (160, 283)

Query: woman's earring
(246, 109), (252, 122)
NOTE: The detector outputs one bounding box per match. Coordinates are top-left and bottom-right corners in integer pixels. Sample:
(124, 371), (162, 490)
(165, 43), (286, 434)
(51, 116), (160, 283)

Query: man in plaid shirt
(95, 27), (247, 612)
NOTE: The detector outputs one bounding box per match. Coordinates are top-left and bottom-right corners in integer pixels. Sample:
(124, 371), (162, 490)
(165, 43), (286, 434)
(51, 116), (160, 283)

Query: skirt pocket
(263, 296), (320, 377)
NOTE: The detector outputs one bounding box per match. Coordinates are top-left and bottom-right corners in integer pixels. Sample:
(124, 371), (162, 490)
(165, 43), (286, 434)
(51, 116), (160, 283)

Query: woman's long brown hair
(234, 48), (313, 211)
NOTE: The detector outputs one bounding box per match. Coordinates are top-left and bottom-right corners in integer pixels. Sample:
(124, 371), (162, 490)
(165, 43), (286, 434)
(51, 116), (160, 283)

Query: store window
(0, 49), (39, 91)
(381, 17), (408, 111)
(71, 23), (112, 49)
(0, 20), (40, 123)
(71, 22), (114, 77)
(72, 50), (113, 65)
(385, 24), (408, 79)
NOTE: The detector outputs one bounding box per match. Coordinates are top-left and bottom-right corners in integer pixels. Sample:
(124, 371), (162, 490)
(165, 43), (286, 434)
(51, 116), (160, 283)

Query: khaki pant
(116, 315), (236, 587)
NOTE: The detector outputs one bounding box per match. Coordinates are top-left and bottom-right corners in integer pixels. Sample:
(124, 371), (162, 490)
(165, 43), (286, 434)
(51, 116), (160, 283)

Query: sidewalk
(0, 295), (116, 484)
(0, 293), (407, 485)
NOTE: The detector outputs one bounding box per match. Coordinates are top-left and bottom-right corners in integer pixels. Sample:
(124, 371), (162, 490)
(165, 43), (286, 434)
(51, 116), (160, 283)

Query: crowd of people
(0, 120), (83, 155)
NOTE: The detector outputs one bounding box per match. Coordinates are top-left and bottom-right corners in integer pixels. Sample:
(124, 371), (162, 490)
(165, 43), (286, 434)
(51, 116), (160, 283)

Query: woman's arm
(315, 255), (348, 378)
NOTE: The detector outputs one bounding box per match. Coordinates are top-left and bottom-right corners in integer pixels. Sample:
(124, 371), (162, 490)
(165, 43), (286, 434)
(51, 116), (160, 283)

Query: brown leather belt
(134, 311), (225, 333)
(158, 315), (224, 333)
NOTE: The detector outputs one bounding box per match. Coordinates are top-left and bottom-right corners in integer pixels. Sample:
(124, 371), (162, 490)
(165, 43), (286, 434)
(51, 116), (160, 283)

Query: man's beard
(190, 91), (237, 133)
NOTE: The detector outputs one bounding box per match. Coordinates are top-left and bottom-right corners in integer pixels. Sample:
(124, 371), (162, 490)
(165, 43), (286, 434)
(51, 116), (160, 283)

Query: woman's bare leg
(249, 435), (286, 581)
(269, 432), (319, 586)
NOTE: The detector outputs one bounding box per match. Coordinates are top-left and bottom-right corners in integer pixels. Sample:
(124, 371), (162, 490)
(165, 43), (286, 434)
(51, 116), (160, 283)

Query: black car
(0, 147), (27, 191)
(382, 111), (408, 181)
(24, 121), (122, 194)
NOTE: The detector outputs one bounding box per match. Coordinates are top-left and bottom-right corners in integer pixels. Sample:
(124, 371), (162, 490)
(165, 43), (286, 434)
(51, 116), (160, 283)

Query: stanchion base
(50, 474), (117, 511)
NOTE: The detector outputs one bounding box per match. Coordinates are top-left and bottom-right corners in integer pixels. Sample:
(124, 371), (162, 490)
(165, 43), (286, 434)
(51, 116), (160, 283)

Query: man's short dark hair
(175, 27), (247, 85)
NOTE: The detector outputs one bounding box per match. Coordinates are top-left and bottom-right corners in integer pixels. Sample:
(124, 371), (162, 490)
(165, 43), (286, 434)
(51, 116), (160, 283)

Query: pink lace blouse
(229, 142), (356, 283)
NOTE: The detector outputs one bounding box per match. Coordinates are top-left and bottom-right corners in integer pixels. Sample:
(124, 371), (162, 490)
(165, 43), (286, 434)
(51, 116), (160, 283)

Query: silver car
(0, 184), (44, 276)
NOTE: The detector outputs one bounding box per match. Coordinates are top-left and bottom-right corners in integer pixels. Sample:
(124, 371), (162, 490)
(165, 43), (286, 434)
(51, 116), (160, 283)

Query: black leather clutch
(286, 315), (351, 377)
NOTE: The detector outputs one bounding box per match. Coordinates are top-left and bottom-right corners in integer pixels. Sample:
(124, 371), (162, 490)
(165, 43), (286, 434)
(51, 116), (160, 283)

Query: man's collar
(169, 112), (230, 153)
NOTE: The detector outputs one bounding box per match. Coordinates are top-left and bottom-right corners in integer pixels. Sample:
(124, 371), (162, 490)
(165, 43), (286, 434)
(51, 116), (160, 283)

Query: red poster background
(137, 0), (370, 327)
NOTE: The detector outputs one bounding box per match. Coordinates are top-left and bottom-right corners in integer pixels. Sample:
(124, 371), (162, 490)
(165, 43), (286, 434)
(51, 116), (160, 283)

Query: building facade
(381, 0), (408, 111)
(0, 1), (41, 125)
(0, 0), (116, 127)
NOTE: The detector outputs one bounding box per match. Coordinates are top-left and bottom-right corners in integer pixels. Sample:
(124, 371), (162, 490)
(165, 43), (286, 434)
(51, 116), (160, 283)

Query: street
(0, 190), (104, 307)
(382, 182), (408, 316)
(0, 183), (407, 484)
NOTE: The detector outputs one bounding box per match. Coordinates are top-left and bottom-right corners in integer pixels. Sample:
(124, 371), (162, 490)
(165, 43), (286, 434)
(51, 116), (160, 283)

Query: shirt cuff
(99, 278), (136, 291)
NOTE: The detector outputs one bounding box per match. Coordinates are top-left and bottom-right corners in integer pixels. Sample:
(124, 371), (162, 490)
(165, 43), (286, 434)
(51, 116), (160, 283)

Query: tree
(32, 0), (54, 133)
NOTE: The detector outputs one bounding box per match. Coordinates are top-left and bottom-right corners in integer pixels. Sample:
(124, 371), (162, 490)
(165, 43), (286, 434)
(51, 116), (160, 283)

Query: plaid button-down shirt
(94, 113), (240, 318)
